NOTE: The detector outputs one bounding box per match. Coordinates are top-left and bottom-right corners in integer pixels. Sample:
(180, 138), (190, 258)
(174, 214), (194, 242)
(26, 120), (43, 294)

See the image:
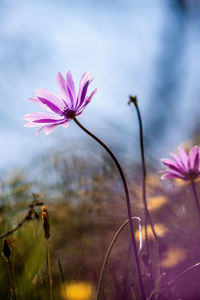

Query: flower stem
(94, 217), (142, 300)
(128, 96), (157, 241)
(191, 180), (200, 222)
(73, 117), (146, 300)
(128, 96), (159, 290)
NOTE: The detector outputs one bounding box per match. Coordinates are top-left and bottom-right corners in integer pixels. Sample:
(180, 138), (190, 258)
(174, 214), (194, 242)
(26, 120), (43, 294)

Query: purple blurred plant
(24, 71), (97, 135)
(161, 145), (200, 220)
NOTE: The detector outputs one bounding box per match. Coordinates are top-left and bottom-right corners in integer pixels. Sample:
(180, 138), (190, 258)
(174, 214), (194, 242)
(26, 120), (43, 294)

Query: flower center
(184, 169), (200, 180)
(62, 109), (76, 119)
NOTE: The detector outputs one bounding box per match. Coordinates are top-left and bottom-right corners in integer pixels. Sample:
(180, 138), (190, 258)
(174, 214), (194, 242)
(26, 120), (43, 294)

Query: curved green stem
(73, 117), (146, 300)
(95, 217), (142, 300)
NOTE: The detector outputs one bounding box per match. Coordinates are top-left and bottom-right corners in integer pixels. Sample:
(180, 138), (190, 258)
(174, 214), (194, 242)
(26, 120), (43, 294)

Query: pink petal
(35, 88), (65, 110)
(66, 70), (76, 103)
(29, 97), (52, 112)
(76, 72), (91, 108)
(56, 72), (71, 108)
(178, 147), (189, 170)
(85, 88), (98, 105)
(161, 170), (185, 180)
(79, 80), (90, 107)
(188, 146), (199, 169)
(160, 158), (182, 173)
(62, 121), (69, 128)
(24, 122), (41, 128)
(43, 124), (60, 135)
(77, 88), (98, 114)
(23, 112), (61, 121)
(37, 97), (63, 115)
(36, 119), (69, 135)
(161, 173), (181, 180)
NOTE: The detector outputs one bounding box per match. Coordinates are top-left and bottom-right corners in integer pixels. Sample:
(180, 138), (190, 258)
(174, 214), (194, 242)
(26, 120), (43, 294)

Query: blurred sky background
(1, 0), (200, 174)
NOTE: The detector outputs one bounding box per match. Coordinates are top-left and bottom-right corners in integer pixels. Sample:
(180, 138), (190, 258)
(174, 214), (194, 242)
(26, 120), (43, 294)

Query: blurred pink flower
(161, 146), (200, 181)
(24, 71), (97, 135)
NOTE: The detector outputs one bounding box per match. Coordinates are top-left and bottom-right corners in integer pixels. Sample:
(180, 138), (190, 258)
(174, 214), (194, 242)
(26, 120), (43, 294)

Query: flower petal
(189, 146), (199, 170)
(169, 153), (185, 171)
(76, 72), (91, 108)
(36, 119), (68, 136)
(23, 112), (61, 121)
(24, 122), (41, 128)
(62, 121), (69, 128)
(178, 147), (189, 170)
(56, 72), (72, 108)
(161, 170), (185, 180)
(43, 124), (60, 135)
(85, 88), (98, 105)
(37, 97), (63, 115)
(66, 71), (76, 104)
(79, 80), (90, 107)
(29, 97), (52, 112)
(160, 158), (183, 173)
(35, 88), (65, 110)
(77, 88), (98, 114)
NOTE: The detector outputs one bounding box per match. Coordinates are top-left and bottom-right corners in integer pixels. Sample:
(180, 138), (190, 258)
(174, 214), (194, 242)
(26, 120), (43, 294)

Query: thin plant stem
(47, 241), (53, 300)
(128, 96), (158, 291)
(7, 258), (16, 300)
(128, 96), (157, 241)
(73, 116), (146, 300)
(191, 180), (200, 222)
(94, 217), (142, 300)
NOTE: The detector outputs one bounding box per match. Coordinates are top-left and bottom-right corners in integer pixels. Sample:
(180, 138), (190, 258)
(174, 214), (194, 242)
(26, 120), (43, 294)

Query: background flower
(161, 146), (200, 181)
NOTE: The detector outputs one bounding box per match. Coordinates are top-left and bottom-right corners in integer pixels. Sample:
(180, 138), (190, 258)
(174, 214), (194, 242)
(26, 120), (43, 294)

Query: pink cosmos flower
(23, 71), (97, 135)
(161, 146), (200, 181)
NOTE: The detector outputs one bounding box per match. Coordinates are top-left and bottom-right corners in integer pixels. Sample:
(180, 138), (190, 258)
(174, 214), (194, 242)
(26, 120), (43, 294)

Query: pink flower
(160, 146), (200, 181)
(23, 71), (97, 135)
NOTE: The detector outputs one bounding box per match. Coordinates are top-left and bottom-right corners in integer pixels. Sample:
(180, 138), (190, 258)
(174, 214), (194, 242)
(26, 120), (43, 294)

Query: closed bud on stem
(2, 239), (11, 260)
(41, 206), (50, 240)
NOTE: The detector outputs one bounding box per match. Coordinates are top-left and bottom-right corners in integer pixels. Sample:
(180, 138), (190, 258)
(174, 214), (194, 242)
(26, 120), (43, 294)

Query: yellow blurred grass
(161, 246), (186, 268)
(135, 223), (168, 241)
(147, 196), (168, 212)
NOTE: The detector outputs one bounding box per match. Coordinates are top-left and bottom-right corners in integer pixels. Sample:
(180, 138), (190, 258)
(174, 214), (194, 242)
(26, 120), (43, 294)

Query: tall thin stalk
(128, 96), (158, 289)
(128, 96), (157, 240)
(73, 117), (146, 300)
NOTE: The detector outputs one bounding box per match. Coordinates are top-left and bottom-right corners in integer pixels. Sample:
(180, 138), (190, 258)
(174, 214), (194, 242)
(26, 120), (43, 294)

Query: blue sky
(0, 0), (200, 173)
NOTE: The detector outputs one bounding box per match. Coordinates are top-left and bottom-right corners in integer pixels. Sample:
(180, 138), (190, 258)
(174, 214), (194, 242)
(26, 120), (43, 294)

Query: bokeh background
(1, 0), (200, 174)
(1, 1), (200, 299)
